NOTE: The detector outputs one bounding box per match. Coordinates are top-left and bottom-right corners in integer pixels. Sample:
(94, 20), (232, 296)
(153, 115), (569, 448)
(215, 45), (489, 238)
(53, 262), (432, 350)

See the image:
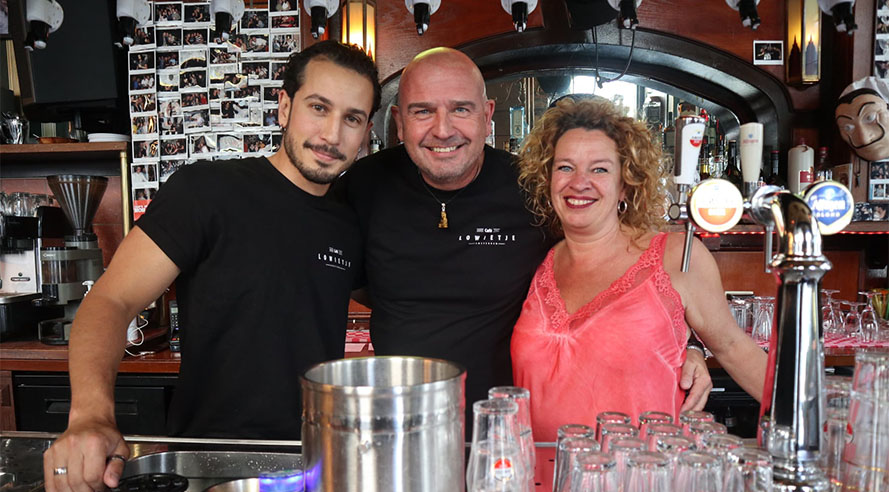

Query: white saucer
(88, 133), (130, 142)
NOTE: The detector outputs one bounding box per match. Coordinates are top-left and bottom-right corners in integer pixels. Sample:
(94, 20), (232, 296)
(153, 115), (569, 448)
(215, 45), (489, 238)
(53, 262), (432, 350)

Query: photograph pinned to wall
(271, 134), (282, 152)
(132, 115), (159, 137)
(244, 133), (272, 153)
(242, 60), (270, 81)
(159, 96), (183, 117)
(236, 102), (265, 128)
(878, 13), (889, 35)
(133, 188), (156, 221)
(870, 161), (889, 202)
(131, 163), (157, 185)
(753, 41), (783, 65)
(209, 105), (224, 127)
(184, 27), (209, 47)
(223, 73), (249, 91)
(209, 64), (238, 83)
(271, 32), (299, 55)
(876, 60), (889, 78)
(242, 10), (269, 29)
(271, 14), (298, 29)
(158, 70), (179, 92)
(244, 34), (270, 55)
(181, 49), (208, 69)
(133, 139), (160, 161)
(263, 107), (280, 129)
(180, 69), (208, 91)
(231, 85), (261, 101)
(134, 187), (157, 202)
(263, 84), (283, 104)
(161, 116), (184, 136)
(228, 34), (248, 52)
(130, 26), (156, 50)
(190, 133), (218, 156)
(160, 160), (188, 182)
(157, 28), (183, 48)
(154, 2), (183, 25)
(129, 71), (156, 92)
(129, 51), (155, 71)
(271, 0), (298, 14)
(157, 51), (180, 69)
(271, 61), (287, 81)
(217, 133), (243, 153)
(182, 91), (210, 109)
(209, 86), (222, 102)
(184, 108), (211, 133)
(220, 99), (250, 121)
(130, 93), (157, 114)
(876, 37), (889, 60)
(210, 48), (238, 64)
(161, 137), (188, 158)
(184, 3), (211, 24)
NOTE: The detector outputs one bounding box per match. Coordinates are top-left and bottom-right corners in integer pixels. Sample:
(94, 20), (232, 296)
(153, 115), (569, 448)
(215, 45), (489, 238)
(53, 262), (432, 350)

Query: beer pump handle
(763, 224), (773, 274)
(681, 221), (695, 273)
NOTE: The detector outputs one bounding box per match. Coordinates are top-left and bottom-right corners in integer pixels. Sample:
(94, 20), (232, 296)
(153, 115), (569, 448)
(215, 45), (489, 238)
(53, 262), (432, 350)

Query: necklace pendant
(438, 203), (448, 229)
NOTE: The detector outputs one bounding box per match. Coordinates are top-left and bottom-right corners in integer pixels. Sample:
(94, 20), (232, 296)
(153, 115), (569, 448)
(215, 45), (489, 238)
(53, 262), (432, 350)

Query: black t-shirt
(137, 157), (361, 439)
(339, 145), (550, 410)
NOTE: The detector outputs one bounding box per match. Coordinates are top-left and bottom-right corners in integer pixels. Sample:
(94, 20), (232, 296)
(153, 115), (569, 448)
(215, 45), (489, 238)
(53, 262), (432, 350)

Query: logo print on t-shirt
(457, 227), (517, 246)
(317, 246), (352, 271)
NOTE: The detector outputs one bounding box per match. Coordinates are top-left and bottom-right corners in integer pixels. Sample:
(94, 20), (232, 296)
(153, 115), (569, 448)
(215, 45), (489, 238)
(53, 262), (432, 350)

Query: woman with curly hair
(511, 97), (766, 483)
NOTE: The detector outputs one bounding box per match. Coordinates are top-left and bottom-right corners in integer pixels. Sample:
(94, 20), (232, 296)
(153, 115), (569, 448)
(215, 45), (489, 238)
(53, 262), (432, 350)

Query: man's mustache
(303, 142), (346, 161)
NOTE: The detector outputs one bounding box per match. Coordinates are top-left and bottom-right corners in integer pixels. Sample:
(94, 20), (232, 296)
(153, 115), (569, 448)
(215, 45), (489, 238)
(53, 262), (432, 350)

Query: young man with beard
(43, 41), (380, 492)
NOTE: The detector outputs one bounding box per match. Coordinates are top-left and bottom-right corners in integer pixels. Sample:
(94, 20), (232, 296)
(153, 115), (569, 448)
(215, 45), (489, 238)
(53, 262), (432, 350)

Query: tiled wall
(1, 176), (125, 268)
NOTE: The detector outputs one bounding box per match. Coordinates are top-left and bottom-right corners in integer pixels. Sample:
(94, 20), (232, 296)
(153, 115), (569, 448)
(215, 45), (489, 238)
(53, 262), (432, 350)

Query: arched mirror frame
(374, 24), (797, 155)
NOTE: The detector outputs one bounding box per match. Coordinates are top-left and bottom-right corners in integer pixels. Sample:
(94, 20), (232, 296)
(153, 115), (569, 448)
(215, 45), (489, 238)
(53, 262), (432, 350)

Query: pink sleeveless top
(511, 233), (687, 488)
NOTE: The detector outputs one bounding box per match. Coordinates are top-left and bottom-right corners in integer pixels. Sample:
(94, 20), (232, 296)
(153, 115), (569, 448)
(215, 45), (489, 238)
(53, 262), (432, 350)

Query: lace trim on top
(540, 232), (687, 335)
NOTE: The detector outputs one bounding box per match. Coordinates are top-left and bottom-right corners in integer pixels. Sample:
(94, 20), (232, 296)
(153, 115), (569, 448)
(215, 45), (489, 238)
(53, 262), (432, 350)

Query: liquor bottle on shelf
(663, 112), (676, 155)
(724, 140), (743, 189)
(711, 142), (725, 178)
(766, 150), (786, 188)
(816, 146), (832, 181)
(698, 143), (711, 180)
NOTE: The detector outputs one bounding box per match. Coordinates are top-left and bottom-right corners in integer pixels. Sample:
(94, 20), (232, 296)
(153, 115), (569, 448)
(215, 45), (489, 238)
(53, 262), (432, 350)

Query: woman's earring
(618, 200), (628, 214)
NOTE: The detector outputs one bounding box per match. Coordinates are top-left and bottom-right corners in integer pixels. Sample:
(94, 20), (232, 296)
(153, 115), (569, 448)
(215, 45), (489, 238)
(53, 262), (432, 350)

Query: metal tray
(121, 451), (302, 492)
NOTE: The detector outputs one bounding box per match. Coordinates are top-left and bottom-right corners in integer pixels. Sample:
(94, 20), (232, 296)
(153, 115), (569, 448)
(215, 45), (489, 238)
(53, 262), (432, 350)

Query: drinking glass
(554, 437), (599, 492)
(599, 423), (638, 452)
(844, 301), (865, 338)
(722, 447), (773, 492)
(822, 289), (842, 336)
(654, 434), (696, 472)
(700, 433), (743, 455)
(595, 411), (632, 441)
(489, 386), (535, 490)
(860, 292), (882, 344)
(646, 423), (683, 450)
(638, 411), (673, 436)
(624, 451), (671, 492)
(680, 410), (715, 430)
(554, 425), (596, 491)
(608, 437), (646, 480)
(752, 296), (775, 344)
(840, 349), (889, 492)
(560, 451), (619, 492)
(466, 399), (527, 492)
(821, 374), (852, 491)
(674, 451), (722, 492)
(729, 299), (751, 334)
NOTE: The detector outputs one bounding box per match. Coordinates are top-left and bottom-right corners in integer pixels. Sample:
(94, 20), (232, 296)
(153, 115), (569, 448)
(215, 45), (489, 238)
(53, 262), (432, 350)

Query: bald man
(337, 48), (711, 420)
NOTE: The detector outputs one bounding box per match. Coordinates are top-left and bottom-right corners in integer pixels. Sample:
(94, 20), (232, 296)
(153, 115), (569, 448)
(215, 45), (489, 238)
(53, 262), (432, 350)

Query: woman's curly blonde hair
(517, 96), (668, 241)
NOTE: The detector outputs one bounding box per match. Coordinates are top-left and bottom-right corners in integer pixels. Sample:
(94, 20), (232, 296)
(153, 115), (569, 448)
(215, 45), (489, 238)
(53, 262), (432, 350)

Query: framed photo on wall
(869, 161), (889, 202)
(753, 41), (783, 66)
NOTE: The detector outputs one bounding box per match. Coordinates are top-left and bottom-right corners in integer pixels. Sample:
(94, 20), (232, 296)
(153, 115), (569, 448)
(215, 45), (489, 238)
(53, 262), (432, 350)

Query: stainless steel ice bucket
(301, 356), (466, 492)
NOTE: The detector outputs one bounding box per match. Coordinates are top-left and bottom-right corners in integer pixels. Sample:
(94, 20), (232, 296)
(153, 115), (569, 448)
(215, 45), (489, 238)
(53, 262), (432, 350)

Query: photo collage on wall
(127, 2), (298, 219)
(877, 0), (889, 78)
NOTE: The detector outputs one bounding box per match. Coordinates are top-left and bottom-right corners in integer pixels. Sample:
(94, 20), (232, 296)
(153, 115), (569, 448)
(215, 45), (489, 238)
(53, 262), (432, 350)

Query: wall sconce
(342, 0), (375, 59)
(786, 0), (821, 84)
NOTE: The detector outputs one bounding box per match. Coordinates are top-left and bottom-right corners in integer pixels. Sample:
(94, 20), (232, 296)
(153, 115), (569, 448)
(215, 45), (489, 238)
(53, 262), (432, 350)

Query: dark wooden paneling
(713, 250), (863, 301)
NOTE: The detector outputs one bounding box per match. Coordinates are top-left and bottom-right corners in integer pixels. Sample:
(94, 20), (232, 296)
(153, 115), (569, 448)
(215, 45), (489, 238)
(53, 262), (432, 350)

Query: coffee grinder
(35, 175), (108, 344)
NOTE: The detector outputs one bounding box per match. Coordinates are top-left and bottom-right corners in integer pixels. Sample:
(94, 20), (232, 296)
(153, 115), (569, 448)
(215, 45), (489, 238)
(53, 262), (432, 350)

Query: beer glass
(840, 349), (889, 492)
(624, 451), (671, 492)
(608, 437), (646, 480)
(466, 399), (527, 492)
(554, 437), (598, 492)
(638, 411), (673, 436)
(646, 423), (683, 450)
(674, 451), (722, 492)
(489, 386), (535, 490)
(599, 423), (638, 452)
(821, 374), (852, 491)
(554, 424), (596, 491)
(722, 447), (773, 492)
(687, 421), (726, 447)
(595, 411), (632, 441)
(560, 451), (619, 492)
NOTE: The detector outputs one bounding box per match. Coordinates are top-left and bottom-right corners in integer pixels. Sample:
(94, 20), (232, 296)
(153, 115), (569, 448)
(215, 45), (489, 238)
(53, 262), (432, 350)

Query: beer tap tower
(674, 118), (855, 491)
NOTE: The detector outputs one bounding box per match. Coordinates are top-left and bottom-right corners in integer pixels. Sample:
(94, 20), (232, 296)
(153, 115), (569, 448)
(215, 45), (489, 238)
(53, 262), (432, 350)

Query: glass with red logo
(466, 398), (528, 492)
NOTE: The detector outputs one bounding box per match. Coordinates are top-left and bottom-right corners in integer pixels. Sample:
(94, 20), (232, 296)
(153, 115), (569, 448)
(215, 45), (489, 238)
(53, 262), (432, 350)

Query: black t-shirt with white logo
(137, 157), (361, 439)
(339, 145), (550, 411)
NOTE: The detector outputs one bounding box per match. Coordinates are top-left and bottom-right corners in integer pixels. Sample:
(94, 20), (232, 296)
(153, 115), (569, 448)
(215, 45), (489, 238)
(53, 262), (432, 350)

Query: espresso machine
(34, 175), (108, 344)
(0, 208), (67, 340)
